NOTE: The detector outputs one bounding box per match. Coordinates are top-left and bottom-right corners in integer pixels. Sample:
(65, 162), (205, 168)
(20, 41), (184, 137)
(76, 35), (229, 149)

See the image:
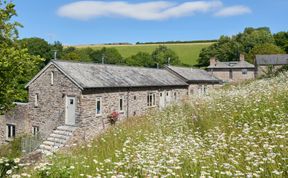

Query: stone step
(47, 137), (66, 144)
(57, 125), (77, 132)
(53, 130), (73, 136)
(39, 144), (57, 152)
(37, 149), (53, 156)
(50, 133), (70, 140)
(43, 141), (62, 147)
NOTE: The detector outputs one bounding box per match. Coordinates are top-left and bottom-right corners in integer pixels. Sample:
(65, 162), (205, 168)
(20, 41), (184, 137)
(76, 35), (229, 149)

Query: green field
(74, 43), (213, 66)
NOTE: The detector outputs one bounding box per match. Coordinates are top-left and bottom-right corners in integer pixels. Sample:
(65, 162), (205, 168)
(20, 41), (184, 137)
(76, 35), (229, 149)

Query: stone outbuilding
(255, 54), (288, 76)
(165, 66), (222, 95)
(207, 54), (255, 82)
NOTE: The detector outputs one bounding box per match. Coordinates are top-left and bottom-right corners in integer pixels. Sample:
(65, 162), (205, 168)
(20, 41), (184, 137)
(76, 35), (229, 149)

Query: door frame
(159, 91), (165, 109)
(65, 95), (76, 126)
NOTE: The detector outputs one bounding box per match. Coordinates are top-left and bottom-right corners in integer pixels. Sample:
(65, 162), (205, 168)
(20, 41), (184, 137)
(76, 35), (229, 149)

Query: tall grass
(14, 72), (288, 177)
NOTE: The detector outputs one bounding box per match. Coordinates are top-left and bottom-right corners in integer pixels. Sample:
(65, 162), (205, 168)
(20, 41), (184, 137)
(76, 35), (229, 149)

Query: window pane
(12, 126), (15, 137)
(96, 99), (101, 114)
(120, 98), (123, 111)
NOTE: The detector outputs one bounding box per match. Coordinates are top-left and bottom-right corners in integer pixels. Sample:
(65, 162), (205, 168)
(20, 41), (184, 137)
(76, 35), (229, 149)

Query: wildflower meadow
(4, 72), (288, 177)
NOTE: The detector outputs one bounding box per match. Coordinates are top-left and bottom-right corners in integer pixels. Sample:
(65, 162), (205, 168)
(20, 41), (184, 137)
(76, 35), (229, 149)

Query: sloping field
(74, 43), (213, 66)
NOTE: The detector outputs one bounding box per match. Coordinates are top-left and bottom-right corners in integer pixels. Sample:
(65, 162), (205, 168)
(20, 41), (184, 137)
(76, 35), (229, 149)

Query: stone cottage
(207, 54), (255, 82)
(1, 60), (192, 154)
(165, 66), (222, 95)
(255, 54), (288, 76)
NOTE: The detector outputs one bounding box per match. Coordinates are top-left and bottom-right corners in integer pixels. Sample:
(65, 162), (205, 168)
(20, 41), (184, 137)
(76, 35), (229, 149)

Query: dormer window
(51, 71), (54, 85)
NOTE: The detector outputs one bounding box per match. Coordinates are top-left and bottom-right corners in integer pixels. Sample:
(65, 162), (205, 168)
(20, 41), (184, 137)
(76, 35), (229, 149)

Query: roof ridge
(53, 59), (168, 71)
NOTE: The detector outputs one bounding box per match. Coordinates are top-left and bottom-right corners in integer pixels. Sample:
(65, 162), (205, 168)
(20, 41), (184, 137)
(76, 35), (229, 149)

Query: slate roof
(256, 54), (288, 65)
(165, 66), (222, 84)
(45, 60), (188, 89)
(207, 60), (255, 69)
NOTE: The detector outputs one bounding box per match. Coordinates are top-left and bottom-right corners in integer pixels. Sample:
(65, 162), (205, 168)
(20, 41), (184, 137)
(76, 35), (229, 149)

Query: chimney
(240, 54), (245, 62)
(210, 57), (217, 66)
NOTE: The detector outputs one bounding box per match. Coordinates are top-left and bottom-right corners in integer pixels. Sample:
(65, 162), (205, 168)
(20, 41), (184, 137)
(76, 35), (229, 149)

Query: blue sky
(14, 0), (288, 45)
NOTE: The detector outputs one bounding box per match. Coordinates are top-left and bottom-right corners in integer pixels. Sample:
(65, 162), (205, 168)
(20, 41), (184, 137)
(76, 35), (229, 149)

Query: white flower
(6, 170), (12, 175)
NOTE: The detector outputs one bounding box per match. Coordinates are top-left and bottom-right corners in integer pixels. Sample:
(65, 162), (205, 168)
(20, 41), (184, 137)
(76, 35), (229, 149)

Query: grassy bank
(73, 43), (212, 66)
(7, 72), (288, 177)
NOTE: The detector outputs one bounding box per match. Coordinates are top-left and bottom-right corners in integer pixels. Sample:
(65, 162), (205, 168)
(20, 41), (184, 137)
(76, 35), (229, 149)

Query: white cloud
(214, 5), (251, 17)
(57, 1), (223, 20)
(57, 1), (252, 20)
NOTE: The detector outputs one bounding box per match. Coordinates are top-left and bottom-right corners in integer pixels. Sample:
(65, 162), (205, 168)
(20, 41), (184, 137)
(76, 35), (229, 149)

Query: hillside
(72, 42), (213, 66)
(11, 72), (284, 177)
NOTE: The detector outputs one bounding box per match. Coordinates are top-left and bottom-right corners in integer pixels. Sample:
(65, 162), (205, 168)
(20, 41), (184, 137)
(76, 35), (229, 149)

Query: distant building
(207, 54), (255, 82)
(255, 54), (288, 76)
(165, 66), (222, 95)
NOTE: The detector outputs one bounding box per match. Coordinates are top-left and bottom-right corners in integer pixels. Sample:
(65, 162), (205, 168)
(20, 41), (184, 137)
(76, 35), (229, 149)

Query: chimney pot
(210, 57), (217, 66)
(240, 54), (245, 61)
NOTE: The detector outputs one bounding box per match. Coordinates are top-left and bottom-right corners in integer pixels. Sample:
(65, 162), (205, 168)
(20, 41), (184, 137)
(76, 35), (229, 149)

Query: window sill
(147, 105), (157, 108)
(119, 111), (125, 114)
(96, 114), (102, 118)
(5, 138), (14, 142)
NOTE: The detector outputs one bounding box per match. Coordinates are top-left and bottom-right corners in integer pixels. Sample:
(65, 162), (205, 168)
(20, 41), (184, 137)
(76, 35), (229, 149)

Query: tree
(18, 37), (52, 66)
(197, 27), (276, 67)
(151, 45), (181, 67)
(238, 27), (275, 53)
(197, 36), (243, 66)
(90, 47), (123, 64)
(0, 0), (42, 113)
(247, 43), (285, 63)
(274, 31), (288, 53)
(125, 52), (154, 67)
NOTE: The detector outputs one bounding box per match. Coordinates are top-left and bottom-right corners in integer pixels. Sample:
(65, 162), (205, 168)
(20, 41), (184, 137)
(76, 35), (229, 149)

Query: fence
(21, 133), (43, 154)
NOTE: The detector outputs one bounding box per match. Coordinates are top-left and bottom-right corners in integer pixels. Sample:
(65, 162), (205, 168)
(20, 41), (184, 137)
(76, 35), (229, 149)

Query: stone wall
(0, 115), (5, 145)
(209, 69), (255, 83)
(188, 84), (220, 96)
(28, 64), (82, 139)
(71, 87), (188, 142)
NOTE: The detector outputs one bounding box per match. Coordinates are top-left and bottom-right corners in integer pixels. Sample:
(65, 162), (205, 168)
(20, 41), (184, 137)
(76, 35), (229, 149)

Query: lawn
(74, 43), (213, 66)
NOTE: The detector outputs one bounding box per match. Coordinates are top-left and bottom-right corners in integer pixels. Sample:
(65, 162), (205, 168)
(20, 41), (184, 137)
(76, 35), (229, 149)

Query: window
(51, 71), (54, 85)
(147, 93), (156, 107)
(174, 92), (177, 100)
(34, 93), (39, 107)
(242, 69), (247, 75)
(32, 126), (39, 135)
(229, 69), (233, 79)
(6, 124), (16, 140)
(96, 97), (102, 116)
(134, 96), (137, 100)
(119, 96), (124, 112)
(203, 85), (207, 94)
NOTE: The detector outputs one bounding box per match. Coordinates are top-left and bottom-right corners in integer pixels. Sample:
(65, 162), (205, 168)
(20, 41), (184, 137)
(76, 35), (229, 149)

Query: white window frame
(34, 93), (39, 107)
(119, 95), (124, 113)
(96, 97), (102, 116)
(147, 93), (156, 107)
(6, 124), (16, 140)
(32, 126), (39, 136)
(51, 71), (54, 85)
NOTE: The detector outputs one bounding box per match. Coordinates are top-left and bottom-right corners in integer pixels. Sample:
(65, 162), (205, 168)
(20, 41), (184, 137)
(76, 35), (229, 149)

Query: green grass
(73, 43), (213, 66)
